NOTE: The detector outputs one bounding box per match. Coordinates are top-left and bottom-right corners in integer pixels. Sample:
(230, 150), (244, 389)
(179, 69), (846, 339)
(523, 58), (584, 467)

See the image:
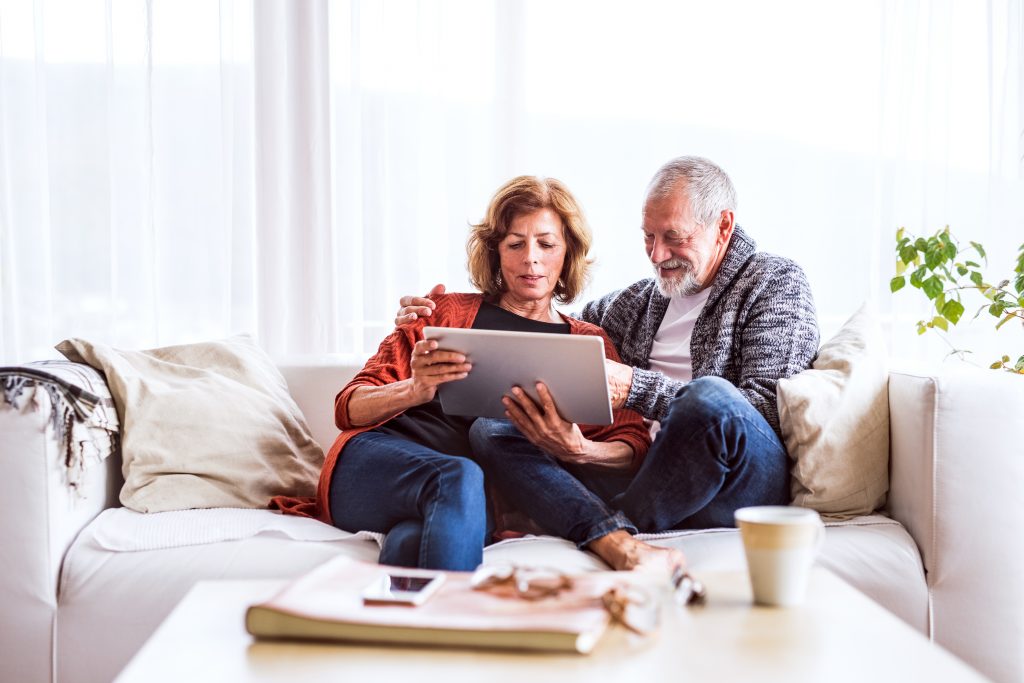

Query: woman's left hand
(502, 382), (588, 463)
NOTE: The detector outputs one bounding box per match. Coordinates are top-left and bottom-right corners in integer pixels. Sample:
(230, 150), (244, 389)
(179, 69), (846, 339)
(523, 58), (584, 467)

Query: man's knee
(467, 418), (518, 460)
(669, 376), (744, 422)
(657, 376), (756, 457)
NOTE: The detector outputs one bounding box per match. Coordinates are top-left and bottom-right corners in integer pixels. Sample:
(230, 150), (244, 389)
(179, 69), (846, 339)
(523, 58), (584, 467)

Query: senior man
(397, 156), (819, 547)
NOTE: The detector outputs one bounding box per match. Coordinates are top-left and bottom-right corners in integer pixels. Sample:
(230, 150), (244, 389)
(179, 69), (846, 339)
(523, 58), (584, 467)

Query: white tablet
(422, 327), (613, 426)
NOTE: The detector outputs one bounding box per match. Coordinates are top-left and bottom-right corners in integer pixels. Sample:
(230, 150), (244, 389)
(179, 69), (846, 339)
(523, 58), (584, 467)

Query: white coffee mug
(734, 506), (825, 607)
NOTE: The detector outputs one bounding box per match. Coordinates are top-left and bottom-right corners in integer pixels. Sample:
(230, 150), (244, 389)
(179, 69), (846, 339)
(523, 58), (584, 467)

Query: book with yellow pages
(245, 556), (613, 654)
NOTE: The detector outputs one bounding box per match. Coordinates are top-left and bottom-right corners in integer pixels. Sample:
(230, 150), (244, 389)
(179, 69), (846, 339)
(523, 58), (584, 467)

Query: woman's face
(496, 208), (567, 304)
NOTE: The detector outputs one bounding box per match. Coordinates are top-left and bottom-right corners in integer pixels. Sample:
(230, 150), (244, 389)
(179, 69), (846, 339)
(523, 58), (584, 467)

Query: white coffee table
(114, 567), (984, 682)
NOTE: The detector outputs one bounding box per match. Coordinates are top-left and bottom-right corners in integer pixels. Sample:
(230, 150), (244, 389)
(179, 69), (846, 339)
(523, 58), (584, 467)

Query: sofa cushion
(642, 517), (928, 632)
(777, 304), (889, 519)
(58, 520), (381, 683)
(87, 507), (384, 551)
(56, 335), (323, 513)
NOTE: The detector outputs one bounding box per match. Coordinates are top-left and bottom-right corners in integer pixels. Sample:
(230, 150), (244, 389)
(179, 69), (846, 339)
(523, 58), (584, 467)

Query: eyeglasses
(470, 563), (573, 601)
(470, 562), (707, 635)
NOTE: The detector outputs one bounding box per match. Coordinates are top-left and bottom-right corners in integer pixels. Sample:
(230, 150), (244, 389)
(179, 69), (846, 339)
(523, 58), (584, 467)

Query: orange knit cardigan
(270, 292), (651, 524)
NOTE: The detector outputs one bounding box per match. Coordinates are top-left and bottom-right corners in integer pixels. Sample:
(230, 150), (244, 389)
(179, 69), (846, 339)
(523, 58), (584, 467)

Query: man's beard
(654, 258), (703, 297)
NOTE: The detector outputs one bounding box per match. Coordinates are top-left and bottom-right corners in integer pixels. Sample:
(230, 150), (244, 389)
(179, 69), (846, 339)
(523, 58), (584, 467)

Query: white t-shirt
(646, 288), (710, 437)
(648, 289), (711, 383)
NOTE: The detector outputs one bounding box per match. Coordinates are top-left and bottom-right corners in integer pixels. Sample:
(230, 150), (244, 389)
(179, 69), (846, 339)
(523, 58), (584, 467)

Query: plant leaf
(925, 248), (944, 270)
(1015, 355), (1024, 372)
(970, 271), (984, 287)
(944, 242), (957, 260)
(1015, 274), (1024, 295)
(934, 292), (946, 313)
(890, 276), (906, 293)
(923, 275), (943, 300)
(899, 245), (917, 263)
(965, 260), (980, 267)
(991, 361), (1004, 369)
(956, 264), (968, 276)
(931, 316), (948, 331)
(896, 260), (907, 275)
(942, 299), (965, 325)
(970, 241), (987, 259)
(996, 313), (1015, 330)
(910, 266), (928, 288)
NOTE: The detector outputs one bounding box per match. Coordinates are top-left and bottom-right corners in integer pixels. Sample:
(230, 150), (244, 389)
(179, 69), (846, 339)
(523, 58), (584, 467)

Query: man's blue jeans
(328, 431), (488, 571)
(467, 376), (790, 547)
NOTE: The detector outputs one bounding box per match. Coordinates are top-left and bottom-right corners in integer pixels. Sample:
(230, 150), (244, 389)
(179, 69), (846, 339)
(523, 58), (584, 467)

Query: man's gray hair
(645, 156), (737, 227)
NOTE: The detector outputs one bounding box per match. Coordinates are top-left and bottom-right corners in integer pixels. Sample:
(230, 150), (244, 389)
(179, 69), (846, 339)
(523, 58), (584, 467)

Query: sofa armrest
(887, 366), (1024, 683)
(0, 364), (122, 683)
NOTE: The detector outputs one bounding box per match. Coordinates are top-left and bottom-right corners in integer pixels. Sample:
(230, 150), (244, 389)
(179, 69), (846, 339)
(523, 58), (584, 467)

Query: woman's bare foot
(588, 529), (686, 574)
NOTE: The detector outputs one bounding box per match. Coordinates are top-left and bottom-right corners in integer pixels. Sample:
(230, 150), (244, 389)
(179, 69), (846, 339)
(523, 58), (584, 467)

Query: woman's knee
(435, 457), (486, 510)
(380, 519), (422, 567)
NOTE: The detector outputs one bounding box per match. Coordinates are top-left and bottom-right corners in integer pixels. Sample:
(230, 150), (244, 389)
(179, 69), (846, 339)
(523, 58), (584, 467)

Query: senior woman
(274, 175), (661, 572)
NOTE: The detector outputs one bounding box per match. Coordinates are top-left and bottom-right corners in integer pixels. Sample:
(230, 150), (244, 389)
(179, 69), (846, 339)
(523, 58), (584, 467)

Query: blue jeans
(467, 376), (790, 547)
(328, 431), (488, 571)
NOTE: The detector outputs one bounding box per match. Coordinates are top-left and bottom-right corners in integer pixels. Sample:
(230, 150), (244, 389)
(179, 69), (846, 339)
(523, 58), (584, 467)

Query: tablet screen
(423, 327), (613, 425)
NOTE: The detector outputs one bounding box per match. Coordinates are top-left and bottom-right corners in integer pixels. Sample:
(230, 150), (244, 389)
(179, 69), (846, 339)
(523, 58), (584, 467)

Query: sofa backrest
(277, 359), (361, 453)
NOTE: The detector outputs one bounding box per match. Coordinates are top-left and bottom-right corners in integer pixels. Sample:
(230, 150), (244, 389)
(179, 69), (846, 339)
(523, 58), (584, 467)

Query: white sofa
(1, 359), (1022, 683)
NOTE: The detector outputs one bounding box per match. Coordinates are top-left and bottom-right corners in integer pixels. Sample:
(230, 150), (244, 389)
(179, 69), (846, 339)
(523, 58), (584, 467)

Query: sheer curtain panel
(1, 0), (1022, 365)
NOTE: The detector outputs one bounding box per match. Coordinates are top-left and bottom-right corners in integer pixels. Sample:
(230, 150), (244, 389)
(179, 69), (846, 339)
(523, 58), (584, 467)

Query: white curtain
(1, 0), (1022, 365)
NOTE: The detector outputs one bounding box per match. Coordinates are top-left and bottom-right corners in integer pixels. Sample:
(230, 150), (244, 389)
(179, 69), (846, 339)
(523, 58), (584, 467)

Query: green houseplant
(890, 226), (1024, 373)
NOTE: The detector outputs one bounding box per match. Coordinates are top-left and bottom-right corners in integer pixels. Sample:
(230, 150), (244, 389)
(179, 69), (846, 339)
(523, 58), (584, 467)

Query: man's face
(642, 188), (727, 297)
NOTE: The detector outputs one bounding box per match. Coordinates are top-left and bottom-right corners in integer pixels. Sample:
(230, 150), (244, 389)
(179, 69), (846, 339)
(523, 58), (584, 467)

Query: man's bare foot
(588, 529), (686, 575)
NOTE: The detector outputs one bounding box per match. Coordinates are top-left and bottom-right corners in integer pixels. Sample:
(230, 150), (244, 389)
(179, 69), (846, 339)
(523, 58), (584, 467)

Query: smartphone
(361, 570), (446, 606)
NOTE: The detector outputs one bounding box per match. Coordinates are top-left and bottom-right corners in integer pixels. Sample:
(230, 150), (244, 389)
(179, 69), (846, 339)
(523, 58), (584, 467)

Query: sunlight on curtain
(0, 0), (256, 361)
(1, 0), (1021, 365)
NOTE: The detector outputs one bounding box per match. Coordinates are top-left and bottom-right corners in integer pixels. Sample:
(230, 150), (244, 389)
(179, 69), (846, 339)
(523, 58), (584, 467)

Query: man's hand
(605, 358), (634, 410)
(502, 383), (588, 463)
(395, 284), (446, 326)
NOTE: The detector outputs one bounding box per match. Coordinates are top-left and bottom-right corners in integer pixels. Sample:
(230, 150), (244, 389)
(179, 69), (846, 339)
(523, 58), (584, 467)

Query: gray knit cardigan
(578, 225), (819, 438)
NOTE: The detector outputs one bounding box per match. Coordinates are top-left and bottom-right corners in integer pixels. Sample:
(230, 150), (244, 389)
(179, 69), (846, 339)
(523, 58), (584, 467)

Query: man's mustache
(656, 258), (692, 271)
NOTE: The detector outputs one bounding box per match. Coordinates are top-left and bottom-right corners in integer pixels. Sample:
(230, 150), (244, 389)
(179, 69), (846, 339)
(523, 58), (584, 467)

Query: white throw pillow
(57, 334), (324, 513)
(777, 304), (889, 519)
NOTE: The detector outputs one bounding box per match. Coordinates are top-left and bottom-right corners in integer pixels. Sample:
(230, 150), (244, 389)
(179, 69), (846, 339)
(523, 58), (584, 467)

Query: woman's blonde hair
(467, 176), (592, 304)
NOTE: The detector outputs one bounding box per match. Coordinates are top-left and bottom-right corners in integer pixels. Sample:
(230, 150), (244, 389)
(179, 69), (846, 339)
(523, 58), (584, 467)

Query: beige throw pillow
(57, 335), (323, 513)
(777, 304), (889, 519)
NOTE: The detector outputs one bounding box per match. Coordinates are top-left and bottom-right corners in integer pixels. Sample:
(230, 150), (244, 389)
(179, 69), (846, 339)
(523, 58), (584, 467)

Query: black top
(372, 302), (571, 457)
